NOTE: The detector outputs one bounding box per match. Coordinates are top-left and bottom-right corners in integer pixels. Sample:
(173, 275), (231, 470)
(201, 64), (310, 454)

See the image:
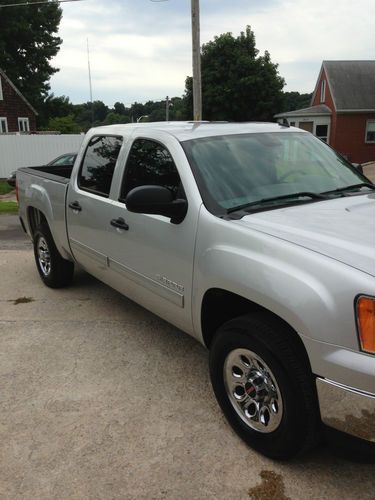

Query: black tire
(33, 223), (74, 288)
(209, 312), (320, 460)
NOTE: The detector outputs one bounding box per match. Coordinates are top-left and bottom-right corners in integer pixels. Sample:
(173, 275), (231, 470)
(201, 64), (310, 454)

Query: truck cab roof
(88, 121), (305, 142)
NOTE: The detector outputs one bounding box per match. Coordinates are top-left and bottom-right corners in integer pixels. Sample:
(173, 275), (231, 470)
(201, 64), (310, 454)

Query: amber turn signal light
(356, 296), (375, 354)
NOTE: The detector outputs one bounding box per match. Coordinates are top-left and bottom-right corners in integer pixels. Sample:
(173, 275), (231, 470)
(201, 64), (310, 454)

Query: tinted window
(79, 136), (122, 197)
(121, 139), (182, 200)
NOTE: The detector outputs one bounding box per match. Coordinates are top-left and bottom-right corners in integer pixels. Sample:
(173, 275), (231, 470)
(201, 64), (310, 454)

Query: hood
(235, 193), (375, 277)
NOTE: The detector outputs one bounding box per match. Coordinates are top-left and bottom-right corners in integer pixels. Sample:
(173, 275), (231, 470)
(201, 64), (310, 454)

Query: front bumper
(316, 378), (375, 443)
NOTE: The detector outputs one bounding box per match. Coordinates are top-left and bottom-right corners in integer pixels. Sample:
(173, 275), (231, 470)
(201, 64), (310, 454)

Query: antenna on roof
(279, 118), (290, 128)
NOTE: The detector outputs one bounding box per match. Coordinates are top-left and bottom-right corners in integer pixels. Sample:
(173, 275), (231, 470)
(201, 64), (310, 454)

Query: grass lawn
(0, 201), (18, 214)
(0, 180), (14, 195)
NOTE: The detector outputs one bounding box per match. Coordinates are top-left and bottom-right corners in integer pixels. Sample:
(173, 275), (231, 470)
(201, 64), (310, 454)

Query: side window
(78, 135), (123, 197)
(120, 139), (183, 200)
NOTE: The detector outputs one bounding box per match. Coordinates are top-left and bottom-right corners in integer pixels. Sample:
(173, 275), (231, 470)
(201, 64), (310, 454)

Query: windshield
(182, 132), (368, 215)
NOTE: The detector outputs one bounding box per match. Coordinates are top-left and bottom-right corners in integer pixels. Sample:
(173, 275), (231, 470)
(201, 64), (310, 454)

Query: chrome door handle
(110, 217), (129, 230)
(68, 201), (82, 212)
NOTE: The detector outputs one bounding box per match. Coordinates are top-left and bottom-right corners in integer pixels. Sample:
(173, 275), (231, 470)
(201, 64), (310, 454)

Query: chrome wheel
(37, 236), (51, 276)
(224, 348), (283, 433)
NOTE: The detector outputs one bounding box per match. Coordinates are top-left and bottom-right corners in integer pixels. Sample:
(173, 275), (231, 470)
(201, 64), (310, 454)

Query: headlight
(356, 296), (375, 354)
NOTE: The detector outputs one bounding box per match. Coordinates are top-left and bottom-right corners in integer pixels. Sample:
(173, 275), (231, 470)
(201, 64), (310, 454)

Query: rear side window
(120, 139), (182, 200)
(78, 135), (123, 197)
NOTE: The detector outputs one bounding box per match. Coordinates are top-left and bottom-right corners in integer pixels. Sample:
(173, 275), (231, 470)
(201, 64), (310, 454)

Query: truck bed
(19, 164), (73, 183)
(17, 166), (72, 260)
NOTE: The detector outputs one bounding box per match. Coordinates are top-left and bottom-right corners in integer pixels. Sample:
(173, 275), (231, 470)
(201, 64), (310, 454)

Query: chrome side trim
(69, 238), (108, 267)
(109, 258), (184, 308)
(316, 378), (375, 443)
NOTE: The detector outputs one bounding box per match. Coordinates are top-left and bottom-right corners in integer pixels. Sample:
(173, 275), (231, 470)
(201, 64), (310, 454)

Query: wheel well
(28, 207), (48, 238)
(201, 288), (310, 366)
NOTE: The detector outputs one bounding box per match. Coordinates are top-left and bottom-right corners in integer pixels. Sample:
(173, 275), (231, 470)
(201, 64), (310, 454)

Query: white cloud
(50, 0), (375, 105)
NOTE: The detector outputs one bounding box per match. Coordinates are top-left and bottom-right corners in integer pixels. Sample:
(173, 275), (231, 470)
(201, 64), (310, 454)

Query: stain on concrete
(10, 297), (34, 305)
(248, 470), (290, 500)
(325, 409), (375, 442)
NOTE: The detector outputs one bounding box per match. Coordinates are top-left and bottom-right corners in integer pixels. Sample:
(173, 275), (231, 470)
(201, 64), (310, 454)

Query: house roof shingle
(320, 60), (375, 111)
(274, 104), (331, 118)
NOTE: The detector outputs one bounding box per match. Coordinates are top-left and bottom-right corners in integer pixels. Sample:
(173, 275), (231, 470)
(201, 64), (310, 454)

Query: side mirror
(125, 185), (188, 224)
(352, 163), (363, 174)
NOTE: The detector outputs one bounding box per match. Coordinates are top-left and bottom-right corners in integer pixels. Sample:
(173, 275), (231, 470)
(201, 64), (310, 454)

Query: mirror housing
(125, 185), (188, 224)
(352, 163), (363, 174)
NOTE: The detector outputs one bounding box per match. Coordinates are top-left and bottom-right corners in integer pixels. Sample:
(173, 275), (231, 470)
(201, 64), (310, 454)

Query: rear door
(66, 134), (123, 281)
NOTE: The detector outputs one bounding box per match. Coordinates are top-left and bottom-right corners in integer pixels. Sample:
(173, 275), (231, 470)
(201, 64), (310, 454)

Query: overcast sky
(49, 0), (374, 106)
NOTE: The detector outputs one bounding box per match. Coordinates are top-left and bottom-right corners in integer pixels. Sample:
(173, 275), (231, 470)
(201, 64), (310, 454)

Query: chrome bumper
(316, 378), (375, 443)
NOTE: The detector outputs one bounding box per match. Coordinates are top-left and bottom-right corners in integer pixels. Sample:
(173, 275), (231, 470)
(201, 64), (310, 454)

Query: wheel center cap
(245, 382), (257, 396)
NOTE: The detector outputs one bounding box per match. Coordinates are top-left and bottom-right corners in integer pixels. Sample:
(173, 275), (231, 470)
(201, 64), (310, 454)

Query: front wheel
(209, 313), (320, 459)
(33, 223), (74, 288)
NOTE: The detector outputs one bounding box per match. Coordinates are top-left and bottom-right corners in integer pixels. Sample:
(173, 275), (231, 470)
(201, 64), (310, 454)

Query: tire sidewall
(34, 227), (56, 286)
(33, 224), (73, 288)
(210, 321), (311, 459)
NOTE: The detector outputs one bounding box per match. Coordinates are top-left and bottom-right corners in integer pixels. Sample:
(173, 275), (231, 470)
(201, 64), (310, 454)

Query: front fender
(192, 210), (374, 352)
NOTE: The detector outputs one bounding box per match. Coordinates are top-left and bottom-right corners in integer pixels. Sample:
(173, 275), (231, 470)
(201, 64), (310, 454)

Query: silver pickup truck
(17, 122), (375, 459)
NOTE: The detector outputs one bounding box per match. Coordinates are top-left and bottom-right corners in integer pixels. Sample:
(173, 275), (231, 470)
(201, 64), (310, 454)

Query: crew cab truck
(17, 122), (375, 459)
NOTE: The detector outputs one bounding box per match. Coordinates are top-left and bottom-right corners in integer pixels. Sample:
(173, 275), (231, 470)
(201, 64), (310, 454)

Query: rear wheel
(209, 313), (320, 459)
(33, 223), (74, 288)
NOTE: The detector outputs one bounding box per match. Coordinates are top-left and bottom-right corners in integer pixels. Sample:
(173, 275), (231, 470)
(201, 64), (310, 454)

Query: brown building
(0, 68), (38, 134)
(275, 61), (375, 163)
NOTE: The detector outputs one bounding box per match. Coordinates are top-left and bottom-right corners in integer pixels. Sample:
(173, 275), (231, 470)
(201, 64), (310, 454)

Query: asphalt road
(0, 215), (374, 499)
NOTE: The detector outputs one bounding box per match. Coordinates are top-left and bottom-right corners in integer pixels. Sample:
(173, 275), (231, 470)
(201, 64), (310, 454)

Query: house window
(18, 117), (30, 132)
(316, 124), (328, 142)
(0, 77), (3, 100)
(320, 80), (326, 103)
(0, 117), (8, 133)
(365, 120), (375, 143)
(290, 121), (295, 126)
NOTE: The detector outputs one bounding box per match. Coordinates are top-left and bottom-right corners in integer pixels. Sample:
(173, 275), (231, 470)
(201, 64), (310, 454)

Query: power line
(0, 0), (87, 8)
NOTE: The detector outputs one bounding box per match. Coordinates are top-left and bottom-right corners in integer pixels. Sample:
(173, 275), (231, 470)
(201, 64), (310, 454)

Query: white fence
(0, 134), (85, 178)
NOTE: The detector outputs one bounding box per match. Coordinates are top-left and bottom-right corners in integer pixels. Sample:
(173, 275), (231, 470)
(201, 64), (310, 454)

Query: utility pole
(166, 95), (170, 121)
(87, 38), (94, 123)
(191, 0), (202, 121)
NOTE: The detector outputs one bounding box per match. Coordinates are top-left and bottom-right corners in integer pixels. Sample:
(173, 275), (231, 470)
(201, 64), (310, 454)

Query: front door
(104, 137), (199, 334)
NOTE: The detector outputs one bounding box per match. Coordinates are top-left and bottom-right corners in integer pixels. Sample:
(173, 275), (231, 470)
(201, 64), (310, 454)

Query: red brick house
(275, 61), (375, 163)
(0, 68), (38, 134)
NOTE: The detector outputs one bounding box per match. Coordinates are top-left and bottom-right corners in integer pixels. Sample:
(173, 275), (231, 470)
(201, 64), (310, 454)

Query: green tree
(280, 91), (313, 113)
(47, 114), (81, 134)
(130, 102), (146, 121)
(0, 0), (62, 107)
(184, 26), (285, 121)
(38, 94), (74, 127)
(104, 112), (130, 125)
(113, 102), (127, 115)
(72, 100), (109, 129)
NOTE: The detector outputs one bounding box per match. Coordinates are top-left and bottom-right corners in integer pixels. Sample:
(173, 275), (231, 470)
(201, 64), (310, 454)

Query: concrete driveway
(0, 215), (374, 499)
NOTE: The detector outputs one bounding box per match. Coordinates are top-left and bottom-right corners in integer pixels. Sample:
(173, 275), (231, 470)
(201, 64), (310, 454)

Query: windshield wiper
(227, 192), (327, 214)
(323, 182), (375, 195)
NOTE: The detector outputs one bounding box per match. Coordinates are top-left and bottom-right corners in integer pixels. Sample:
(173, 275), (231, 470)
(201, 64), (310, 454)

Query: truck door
(66, 134), (123, 281)
(103, 137), (199, 334)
